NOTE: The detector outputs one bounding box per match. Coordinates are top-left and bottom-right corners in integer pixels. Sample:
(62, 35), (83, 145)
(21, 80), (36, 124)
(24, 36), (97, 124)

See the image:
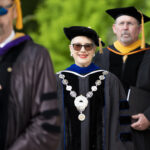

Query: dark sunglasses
(0, 3), (14, 16)
(71, 43), (95, 51)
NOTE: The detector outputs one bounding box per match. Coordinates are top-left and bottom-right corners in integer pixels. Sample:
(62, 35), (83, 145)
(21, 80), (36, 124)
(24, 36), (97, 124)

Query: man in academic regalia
(0, 0), (60, 149)
(93, 6), (150, 150)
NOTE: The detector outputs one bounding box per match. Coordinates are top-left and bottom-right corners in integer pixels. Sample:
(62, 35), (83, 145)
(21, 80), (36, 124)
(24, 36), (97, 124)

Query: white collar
(0, 30), (15, 48)
(57, 70), (108, 78)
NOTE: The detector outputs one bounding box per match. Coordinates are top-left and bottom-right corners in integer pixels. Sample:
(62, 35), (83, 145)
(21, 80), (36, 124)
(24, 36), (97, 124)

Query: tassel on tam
(99, 38), (103, 54)
(15, 0), (23, 30)
(138, 11), (145, 49)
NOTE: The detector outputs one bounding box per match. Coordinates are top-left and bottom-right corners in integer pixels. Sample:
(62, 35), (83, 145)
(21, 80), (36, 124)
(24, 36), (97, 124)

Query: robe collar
(114, 40), (141, 54)
(0, 33), (31, 56)
(66, 63), (100, 74)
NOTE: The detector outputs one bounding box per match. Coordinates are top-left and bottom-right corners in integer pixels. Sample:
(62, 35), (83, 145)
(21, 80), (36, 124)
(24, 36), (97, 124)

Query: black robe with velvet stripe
(57, 68), (134, 150)
(93, 44), (150, 150)
(1, 35), (60, 150)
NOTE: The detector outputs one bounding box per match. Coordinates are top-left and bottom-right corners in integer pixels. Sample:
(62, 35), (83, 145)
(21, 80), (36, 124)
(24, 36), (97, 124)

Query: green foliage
(27, 0), (149, 72)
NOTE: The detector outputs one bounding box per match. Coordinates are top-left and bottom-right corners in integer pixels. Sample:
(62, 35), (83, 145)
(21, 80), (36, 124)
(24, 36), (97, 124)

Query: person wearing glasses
(56, 26), (134, 150)
(93, 7), (150, 150)
(0, 0), (60, 150)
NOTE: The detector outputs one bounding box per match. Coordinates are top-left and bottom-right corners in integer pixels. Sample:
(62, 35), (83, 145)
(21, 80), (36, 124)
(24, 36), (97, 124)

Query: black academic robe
(56, 65), (133, 150)
(0, 35), (60, 150)
(93, 44), (150, 150)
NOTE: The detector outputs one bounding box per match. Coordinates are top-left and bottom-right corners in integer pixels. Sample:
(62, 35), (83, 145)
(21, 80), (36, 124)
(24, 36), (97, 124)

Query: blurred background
(21, 0), (150, 72)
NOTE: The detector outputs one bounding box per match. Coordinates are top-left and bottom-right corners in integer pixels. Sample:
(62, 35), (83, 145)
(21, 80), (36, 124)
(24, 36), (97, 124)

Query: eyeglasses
(71, 43), (94, 51)
(0, 3), (14, 16)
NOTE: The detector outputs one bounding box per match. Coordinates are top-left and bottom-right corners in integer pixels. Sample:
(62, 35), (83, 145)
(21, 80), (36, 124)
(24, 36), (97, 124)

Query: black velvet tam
(64, 26), (105, 46)
(106, 6), (150, 23)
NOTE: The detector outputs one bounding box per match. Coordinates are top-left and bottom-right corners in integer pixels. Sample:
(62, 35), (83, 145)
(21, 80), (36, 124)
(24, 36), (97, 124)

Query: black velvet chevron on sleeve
(40, 92), (57, 101)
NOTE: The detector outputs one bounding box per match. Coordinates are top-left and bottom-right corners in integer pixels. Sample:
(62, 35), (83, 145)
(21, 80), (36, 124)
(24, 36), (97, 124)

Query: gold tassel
(138, 10), (145, 49)
(99, 38), (103, 54)
(15, 0), (23, 30)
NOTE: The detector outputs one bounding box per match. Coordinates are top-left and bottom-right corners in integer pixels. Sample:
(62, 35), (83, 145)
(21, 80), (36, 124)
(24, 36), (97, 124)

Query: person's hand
(131, 113), (150, 131)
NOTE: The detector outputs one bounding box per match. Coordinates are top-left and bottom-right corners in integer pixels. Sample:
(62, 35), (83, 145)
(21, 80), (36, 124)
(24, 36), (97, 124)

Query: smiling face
(112, 15), (141, 46)
(70, 36), (96, 67)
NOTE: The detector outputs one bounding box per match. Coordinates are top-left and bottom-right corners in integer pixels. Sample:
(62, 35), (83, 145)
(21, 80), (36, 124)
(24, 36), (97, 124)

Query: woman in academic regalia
(56, 26), (134, 150)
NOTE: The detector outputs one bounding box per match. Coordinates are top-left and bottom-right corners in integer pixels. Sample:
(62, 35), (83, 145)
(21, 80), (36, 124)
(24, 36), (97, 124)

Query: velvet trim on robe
(66, 63), (100, 74)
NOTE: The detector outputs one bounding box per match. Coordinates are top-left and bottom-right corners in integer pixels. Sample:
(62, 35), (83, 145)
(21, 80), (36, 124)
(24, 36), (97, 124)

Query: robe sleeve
(8, 44), (61, 150)
(127, 86), (150, 121)
(104, 73), (134, 150)
(136, 50), (150, 121)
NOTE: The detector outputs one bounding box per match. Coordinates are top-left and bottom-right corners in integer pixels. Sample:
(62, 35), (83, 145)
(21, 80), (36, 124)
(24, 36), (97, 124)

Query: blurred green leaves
(22, 0), (150, 72)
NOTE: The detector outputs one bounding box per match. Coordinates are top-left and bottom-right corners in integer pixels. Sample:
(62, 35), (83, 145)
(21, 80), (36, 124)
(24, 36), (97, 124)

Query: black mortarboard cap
(106, 6), (150, 24)
(64, 26), (105, 47)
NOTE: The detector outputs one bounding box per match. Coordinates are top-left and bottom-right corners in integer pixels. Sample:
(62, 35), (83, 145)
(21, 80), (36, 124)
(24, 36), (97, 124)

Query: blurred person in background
(93, 6), (150, 150)
(0, 0), (60, 149)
